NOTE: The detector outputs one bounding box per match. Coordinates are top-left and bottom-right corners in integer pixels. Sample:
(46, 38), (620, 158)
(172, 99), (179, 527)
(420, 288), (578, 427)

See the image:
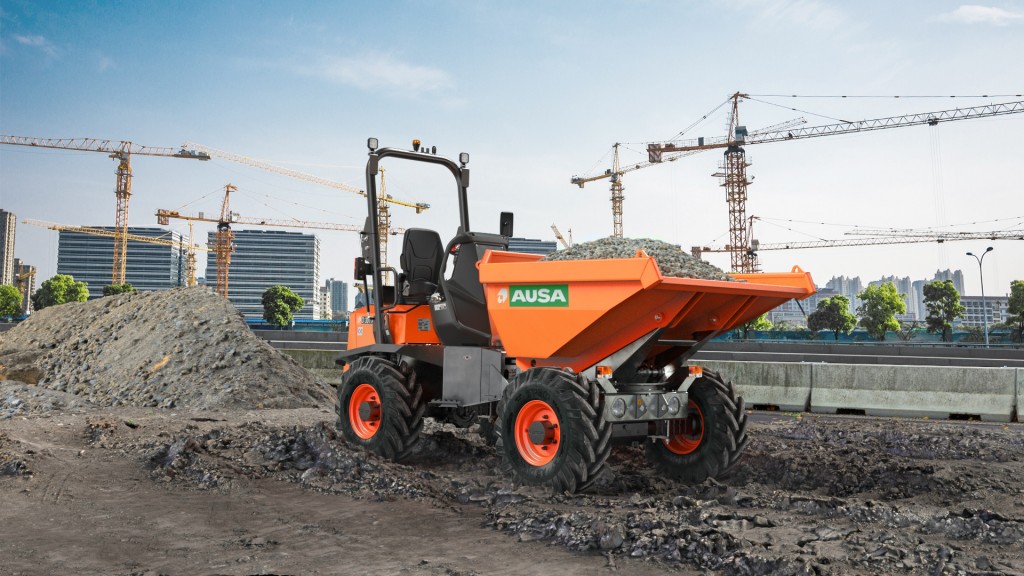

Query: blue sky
(2, 0), (1022, 301)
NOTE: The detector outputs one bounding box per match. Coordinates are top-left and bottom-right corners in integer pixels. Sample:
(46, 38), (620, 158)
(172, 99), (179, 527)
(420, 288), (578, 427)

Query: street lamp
(966, 246), (994, 347)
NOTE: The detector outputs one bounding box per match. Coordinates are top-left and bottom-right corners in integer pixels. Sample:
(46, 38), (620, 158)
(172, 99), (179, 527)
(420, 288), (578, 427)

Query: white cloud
(722, 0), (849, 32)
(300, 53), (455, 95)
(97, 54), (115, 72)
(937, 5), (1024, 25)
(13, 34), (58, 57)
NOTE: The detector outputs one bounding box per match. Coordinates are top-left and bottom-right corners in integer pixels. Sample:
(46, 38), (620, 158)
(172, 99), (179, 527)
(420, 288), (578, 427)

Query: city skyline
(1, 2), (1022, 296)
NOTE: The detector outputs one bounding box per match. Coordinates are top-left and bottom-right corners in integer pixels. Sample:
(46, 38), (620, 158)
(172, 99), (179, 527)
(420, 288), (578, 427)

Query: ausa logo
(508, 284), (569, 307)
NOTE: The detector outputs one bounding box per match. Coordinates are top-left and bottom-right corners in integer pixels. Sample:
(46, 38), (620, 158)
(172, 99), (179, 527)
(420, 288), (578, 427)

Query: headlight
(611, 398), (627, 418)
(667, 396), (681, 415)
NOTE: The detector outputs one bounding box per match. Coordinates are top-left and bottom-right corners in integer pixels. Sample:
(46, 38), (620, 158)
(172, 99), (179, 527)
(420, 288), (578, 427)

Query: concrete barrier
(810, 364), (1017, 422)
(280, 349), (339, 370)
(1017, 368), (1023, 421)
(692, 360), (812, 412)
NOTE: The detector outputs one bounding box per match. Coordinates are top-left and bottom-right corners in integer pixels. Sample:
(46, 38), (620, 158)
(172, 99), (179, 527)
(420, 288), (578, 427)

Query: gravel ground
(7, 409), (1009, 575)
(0, 288), (332, 410)
(541, 237), (735, 281)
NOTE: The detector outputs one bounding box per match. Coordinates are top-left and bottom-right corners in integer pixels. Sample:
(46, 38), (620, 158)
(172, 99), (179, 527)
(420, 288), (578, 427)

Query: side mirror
(500, 212), (514, 237)
(354, 257), (370, 279)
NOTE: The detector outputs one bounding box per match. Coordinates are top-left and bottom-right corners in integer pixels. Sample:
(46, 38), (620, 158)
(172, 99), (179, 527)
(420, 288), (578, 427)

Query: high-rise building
(932, 269), (965, 296)
(57, 227), (185, 299)
(325, 278), (349, 318)
(207, 229), (320, 320)
(13, 258), (35, 315)
(911, 279), (928, 321)
(0, 209), (16, 285)
(824, 275), (863, 313)
(319, 285), (332, 319)
(870, 275), (915, 321)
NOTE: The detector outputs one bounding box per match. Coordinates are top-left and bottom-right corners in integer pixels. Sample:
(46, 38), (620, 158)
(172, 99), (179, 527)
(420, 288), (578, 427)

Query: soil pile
(0, 287), (332, 411)
(540, 237), (735, 281)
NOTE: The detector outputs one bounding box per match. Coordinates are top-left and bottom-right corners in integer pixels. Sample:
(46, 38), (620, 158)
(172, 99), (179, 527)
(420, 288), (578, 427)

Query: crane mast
(0, 135), (209, 284)
(643, 97), (1024, 273)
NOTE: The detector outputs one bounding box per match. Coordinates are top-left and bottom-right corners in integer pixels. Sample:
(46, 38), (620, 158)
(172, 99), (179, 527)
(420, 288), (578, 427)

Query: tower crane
(571, 118), (807, 238)
(690, 227), (1024, 259)
(550, 224), (573, 249)
(21, 218), (212, 287)
(643, 94), (1024, 272)
(182, 142), (426, 267)
(156, 184), (402, 297)
(0, 135), (210, 283)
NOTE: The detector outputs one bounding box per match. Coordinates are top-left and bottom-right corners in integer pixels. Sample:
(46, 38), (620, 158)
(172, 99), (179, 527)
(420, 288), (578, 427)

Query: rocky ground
(1, 404), (1022, 575)
(540, 237), (736, 281)
(2, 288), (1023, 575)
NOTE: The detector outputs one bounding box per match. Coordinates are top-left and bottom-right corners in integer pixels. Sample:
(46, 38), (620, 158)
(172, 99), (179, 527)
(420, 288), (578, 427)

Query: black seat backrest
(399, 228), (443, 304)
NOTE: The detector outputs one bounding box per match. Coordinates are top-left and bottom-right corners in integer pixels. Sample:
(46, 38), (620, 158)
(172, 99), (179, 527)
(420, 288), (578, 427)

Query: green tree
(31, 274), (89, 311)
(739, 313), (772, 338)
(1008, 280), (1024, 343)
(807, 295), (857, 340)
(0, 285), (22, 318)
(856, 282), (906, 341)
(103, 283), (137, 296)
(922, 279), (965, 342)
(262, 285), (305, 328)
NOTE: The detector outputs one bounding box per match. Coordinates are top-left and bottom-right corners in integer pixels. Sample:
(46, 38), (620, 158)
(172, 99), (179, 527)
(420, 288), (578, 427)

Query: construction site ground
(2, 289), (1023, 575)
(2, 406), (1023, 576)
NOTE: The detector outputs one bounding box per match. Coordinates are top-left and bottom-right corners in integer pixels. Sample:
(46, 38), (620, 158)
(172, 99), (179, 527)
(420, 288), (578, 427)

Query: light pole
(966, 246), (994, 348)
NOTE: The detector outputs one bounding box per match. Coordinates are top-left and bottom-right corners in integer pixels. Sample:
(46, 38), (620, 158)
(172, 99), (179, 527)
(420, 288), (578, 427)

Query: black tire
(495, 368), (612, 493)
(336, 356), (425, 460)
(646, 369), (748, 484)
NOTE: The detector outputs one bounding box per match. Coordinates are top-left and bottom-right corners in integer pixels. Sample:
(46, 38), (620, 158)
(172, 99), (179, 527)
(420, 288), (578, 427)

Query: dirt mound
(540, 237), (735, 281)
(0, 287), (332, 410)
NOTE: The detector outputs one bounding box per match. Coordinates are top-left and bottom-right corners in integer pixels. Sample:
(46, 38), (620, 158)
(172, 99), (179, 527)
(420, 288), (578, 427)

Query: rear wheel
(646, 370), (748, 484)
(496, 368), (611, 493)
(336, 356), (425, 460)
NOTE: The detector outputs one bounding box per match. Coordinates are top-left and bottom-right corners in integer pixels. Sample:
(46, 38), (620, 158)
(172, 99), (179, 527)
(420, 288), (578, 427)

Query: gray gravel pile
(1, 381), (95, 419)
(132, 413), (1024, 575)
(540, 237), (735, 281)
(0, 287), (332, 410)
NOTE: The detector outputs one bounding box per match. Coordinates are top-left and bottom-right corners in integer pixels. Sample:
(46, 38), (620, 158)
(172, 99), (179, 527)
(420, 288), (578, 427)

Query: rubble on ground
(0, 287), (332, 410)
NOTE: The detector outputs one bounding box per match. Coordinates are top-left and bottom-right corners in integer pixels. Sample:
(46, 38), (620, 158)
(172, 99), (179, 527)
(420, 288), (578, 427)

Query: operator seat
(399, 228), (443, 304)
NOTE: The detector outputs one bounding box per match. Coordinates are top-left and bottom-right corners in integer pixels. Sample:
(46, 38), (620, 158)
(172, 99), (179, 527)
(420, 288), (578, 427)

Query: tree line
(755, 279), (1024, 343)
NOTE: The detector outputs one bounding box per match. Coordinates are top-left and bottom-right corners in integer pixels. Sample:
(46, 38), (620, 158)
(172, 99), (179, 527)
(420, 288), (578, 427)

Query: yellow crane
(22, 218), (211, 287)
(0, 135), (210, 283)
(156, 184), (403, 297)
(182, 142), (426, 267)
(550, 224), (573, 249)
(576, 95), (1024, 272)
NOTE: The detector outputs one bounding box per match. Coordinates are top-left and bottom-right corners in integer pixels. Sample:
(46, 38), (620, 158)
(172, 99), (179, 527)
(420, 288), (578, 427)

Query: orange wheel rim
(514, 400), (560, 466)
(664, 400), (704, 455)
(349, 383), (382, 439)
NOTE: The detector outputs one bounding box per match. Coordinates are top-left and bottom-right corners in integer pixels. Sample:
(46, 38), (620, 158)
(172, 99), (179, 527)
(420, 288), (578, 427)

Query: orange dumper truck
(337, 139), (814, 492)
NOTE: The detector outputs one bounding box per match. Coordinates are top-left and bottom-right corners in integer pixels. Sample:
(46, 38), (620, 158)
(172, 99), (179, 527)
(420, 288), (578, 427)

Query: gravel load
(540, 237), (735, 281)
(0, 287), (332, 410)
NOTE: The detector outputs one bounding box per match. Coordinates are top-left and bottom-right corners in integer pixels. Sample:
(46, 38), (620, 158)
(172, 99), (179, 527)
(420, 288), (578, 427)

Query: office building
(508, 237), (558, 256)
(207, 229), (320, 320)
(57, 227), (185, 299)
(0, 209), (15, 285)
(325, 278), (349, 318)
(959, 295), (1010, 327)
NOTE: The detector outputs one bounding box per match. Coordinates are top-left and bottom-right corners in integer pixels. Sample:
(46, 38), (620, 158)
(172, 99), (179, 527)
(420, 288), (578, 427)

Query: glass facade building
(208, 229), (320, 320)
(57, 227), (185, 299)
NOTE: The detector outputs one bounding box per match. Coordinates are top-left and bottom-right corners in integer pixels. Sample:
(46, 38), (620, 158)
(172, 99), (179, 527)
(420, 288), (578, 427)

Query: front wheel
(495, 368), (611, 493)
(336, 356), (424, 460)
(646, 370), (748, 484)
